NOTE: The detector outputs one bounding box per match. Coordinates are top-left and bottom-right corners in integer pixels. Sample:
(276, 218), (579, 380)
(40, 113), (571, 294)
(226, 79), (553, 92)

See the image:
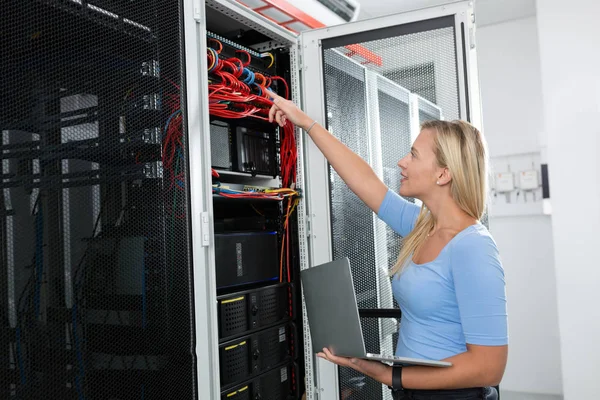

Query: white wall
(477, 16), (563, 395)
(535, 1), (600, 399)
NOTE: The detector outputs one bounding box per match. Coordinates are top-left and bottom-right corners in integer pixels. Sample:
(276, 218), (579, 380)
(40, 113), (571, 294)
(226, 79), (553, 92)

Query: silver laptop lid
(300, 258), (367, 358)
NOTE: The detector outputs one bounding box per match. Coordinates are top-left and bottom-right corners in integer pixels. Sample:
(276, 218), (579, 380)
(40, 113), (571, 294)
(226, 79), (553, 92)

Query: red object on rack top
(237, 0), (383, 66)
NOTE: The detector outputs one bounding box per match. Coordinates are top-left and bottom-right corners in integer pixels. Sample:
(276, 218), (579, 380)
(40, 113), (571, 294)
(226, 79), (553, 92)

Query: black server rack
(1, 1), (196, 399)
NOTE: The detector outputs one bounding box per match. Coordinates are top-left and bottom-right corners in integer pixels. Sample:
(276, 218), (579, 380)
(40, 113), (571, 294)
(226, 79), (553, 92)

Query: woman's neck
(424, 195), (477, 233)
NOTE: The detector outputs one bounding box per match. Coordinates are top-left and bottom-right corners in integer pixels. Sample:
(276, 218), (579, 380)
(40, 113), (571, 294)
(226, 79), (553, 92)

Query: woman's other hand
(267, 90), (312, 129)
(318, 347), (394, 387)
(317, 347), (360, 369)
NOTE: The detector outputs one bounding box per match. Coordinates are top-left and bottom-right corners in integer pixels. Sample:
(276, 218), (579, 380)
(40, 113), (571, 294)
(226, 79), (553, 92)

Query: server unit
(219, 322), (297, 387)
(1, 1), (482, 399)
(214, 231), (279, 289)
(220, 362), (299, 400)
(217, 283), (294, 341)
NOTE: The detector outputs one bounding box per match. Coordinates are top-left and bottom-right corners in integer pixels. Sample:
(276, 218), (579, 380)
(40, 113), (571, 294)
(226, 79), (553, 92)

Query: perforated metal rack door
(373, 76), (413, 351)
(301, 3), (480, 399)
(322, 50), (384, 399)
(1, 1), (197, 399)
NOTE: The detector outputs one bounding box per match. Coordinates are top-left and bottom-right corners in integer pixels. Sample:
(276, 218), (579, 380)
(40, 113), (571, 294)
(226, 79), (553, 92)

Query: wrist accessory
(305, 120), (317, 133)
(391, 365), (403, 391)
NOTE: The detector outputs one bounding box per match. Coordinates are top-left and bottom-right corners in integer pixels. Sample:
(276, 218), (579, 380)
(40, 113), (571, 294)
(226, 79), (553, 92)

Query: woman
(268, 91), (508, 400)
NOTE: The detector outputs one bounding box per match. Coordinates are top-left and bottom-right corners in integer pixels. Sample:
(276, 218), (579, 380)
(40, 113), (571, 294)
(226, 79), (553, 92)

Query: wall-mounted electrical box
(519, 170), (539, 190)
(495, 172), (515, 193)
(489, 152), (548, 217)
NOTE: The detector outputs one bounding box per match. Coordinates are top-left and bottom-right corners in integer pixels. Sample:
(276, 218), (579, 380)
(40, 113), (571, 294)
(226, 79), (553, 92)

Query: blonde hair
(390, 120), (489, 276)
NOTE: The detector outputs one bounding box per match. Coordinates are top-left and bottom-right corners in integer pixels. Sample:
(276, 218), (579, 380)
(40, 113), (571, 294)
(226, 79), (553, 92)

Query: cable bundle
(154, 78), (189, 222)
(207, 39), (300, 294)
(207, 42), (274, 121)
(212, 185), (297, 200)
(280, 121), (296, 189)
(207, 39), (296, 188)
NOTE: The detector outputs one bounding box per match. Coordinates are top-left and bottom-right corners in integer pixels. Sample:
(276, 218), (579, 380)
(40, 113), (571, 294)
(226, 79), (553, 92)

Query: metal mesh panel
(323, 49), (383, 400)
(2, 2), (195, 399)
(353, 26), (460, 121)
(324, 21), (461, 400)
(377, 85), (412, 319)
(420, 110), (438, 124)
(418, 97), (443, 124)
(210, 121), (231, 169)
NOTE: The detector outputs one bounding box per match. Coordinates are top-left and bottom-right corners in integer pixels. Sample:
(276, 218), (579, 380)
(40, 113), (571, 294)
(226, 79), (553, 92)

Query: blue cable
(241, 68), (255, 85)
(208, 48), (218, 73)
(164, 109), (182, 136)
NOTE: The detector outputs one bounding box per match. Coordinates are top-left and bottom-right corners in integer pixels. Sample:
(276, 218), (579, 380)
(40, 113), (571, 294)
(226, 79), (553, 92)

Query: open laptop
(301, 258), (452, 367)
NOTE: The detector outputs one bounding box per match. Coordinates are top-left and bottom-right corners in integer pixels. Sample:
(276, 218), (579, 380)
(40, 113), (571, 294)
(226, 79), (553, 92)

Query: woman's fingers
(268, 104), (288, 127)
(275, 110), (285, 126)
(321, 347), (352, 367)
(323, 347), (336, 359)
(266, 89), (311, 128)
(268, 104), (278, 123)
(267, 89), (281, 103)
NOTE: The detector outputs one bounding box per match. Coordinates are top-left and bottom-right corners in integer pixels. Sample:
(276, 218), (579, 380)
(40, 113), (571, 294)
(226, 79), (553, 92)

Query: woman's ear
(437, 167), (452, 186)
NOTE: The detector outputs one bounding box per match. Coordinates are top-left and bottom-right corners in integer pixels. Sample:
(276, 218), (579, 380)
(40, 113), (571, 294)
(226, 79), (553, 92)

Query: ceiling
(356, 0), (537, 27)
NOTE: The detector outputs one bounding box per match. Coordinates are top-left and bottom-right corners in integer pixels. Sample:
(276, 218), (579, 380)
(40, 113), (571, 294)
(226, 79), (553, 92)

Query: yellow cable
(251, 204), (264, 216)
(207, 48), (216, 71)
(262, 52), (274, 68)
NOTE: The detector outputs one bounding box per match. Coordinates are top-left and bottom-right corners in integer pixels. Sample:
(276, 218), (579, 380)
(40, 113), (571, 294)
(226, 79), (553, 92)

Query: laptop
(300, 258), (452, 367)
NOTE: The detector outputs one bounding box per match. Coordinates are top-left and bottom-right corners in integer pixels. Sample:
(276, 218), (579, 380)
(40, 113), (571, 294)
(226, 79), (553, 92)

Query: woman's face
(398, 129), (441, 199)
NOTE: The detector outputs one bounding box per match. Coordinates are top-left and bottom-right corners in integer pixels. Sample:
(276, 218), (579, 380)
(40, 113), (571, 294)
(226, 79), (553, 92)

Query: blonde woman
(268, 92), (507, 400)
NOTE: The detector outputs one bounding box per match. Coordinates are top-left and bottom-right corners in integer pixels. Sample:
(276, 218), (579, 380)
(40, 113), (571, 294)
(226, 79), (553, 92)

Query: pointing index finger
(266, 89), (281, 103)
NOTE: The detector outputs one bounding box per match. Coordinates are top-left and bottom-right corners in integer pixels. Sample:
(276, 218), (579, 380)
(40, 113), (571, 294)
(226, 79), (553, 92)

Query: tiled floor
(500, 391), (563, 400)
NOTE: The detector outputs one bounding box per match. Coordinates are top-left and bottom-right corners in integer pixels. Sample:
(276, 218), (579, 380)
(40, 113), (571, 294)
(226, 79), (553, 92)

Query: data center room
(6, 1), (597, 400)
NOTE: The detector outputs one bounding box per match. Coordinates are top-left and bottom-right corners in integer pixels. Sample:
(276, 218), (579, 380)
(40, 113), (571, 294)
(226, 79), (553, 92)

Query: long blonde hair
(390, 120), (489, 276)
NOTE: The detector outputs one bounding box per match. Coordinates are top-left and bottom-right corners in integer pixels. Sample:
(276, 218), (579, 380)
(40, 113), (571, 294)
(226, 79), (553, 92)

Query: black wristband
(392, 366), (403, 391)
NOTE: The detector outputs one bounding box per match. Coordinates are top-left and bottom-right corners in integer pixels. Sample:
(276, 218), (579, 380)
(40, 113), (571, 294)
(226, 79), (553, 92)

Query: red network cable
(207, 41), (297, 188)
(207, 40), (299, 291)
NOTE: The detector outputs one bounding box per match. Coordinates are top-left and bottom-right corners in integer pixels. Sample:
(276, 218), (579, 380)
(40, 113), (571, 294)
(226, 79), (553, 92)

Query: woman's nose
(398, 156), (407, 168)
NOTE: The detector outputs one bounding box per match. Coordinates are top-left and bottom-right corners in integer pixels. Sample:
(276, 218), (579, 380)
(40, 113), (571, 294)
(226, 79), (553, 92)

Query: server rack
(2, 1), (201, 399)
(2, 1), (482, 399)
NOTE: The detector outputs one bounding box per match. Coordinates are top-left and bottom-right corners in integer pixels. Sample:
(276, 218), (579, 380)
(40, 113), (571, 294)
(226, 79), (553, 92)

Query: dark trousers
(391, 386), (498, 400)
